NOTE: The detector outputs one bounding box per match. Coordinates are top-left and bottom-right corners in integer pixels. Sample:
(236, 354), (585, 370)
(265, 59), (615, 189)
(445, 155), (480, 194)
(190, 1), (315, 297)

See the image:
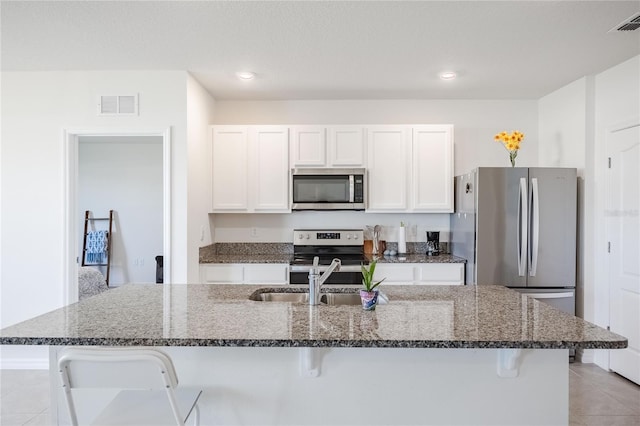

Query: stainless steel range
(289, 229), (367, 285)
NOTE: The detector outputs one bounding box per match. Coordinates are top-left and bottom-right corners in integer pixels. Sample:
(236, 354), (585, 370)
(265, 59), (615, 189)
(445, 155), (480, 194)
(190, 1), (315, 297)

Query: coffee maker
(426, 231), (440, 256)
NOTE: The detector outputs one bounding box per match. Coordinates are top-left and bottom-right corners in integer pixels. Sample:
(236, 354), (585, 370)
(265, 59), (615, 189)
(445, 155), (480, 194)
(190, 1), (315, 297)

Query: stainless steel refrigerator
(450, 167), (577, 315)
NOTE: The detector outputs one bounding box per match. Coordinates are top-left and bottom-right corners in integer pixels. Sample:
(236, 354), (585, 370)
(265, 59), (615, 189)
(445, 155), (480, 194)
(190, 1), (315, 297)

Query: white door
(290, 126), (326, 167)
(366, 126), (410, 211)
(608, 123), (640, 385)
(328, 126), (365, 167)
(211, 126), (248, 211)
(411, 125), (454, 212)
(251, 126), (290, 212)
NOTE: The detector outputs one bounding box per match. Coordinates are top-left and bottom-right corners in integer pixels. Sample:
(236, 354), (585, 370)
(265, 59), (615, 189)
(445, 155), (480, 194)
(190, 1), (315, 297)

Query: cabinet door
(412, 125), (454, 212)
(415, 263), (464, 285)
(374, 264), (415, 286)
(244, 264), (289, 284)
(291, 126), (326, 167)
(200, 264), (244, 284)
(251, 126), (290, 212)
(211, 127), (248, 211)
(328, 126), (365, 166)
(367, 126), (410, 211)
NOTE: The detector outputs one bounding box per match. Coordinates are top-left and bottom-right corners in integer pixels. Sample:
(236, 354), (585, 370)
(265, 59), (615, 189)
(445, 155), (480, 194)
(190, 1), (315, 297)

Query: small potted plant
(360, 260), (385, 311)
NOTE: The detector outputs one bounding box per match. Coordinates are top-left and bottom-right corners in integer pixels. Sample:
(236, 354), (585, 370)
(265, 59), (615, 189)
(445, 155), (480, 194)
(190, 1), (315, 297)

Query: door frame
(63, 127), (171, 304)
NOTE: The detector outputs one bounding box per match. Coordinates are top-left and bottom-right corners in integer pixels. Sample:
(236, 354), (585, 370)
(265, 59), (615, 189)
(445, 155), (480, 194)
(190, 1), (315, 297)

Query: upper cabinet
(212, 124), (453, 214)
(367, 126), (410, 211)
(411, 125), (454, 212)
(328, 127), (366, 166)
(290, 126), (326, 167)
(212, 126), (290, 213)
(211, 126), (248, 211)
(366, 125), (454, 213)
(291, 126), (365, 168)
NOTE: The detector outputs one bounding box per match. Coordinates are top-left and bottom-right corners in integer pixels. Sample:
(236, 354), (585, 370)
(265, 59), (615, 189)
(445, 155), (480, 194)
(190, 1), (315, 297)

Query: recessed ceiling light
(439, 71), (457, 81)
(236, 71), (255, 81)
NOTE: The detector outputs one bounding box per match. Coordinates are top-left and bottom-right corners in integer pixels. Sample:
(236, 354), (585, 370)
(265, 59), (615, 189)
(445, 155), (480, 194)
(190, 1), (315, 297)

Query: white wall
(79, 136), (163, 285)
(186, 74), (216, 283)
(212, 99), (538, 242)
(0, 71), (189, 367)
(213, 212), (450, 244)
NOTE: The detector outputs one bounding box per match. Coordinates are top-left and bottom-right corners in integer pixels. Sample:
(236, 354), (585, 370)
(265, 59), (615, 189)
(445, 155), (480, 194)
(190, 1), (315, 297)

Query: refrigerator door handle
(529, 178), (540, 276)
(517, 177), (528, 276)
(523, 292), (574, 299)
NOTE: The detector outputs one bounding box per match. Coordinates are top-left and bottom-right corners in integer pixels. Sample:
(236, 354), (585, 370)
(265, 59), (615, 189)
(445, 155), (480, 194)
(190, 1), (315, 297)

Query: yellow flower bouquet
(494, 130), (524, 167)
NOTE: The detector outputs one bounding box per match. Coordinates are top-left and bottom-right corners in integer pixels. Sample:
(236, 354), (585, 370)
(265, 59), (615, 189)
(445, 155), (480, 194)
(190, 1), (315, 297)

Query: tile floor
(1, 363), (639, 425)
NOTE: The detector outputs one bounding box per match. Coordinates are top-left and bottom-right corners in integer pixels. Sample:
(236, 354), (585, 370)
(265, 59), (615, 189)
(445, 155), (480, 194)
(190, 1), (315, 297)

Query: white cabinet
(374, 263), (415, 286)
(328, 127), (366, 166)
(366, 126), (411, 211)
(290, 126), (326, 167)
(412, 125), (454, 212)
(250, 127), (290, 212)
(212, 126), (290, 213)
(291, 126), (365, 168)
(373, 262), (464, 286)
(415, 263), (464, 285)
(200, 264), (289, 285)
(366, 125), (453, 213)
(211, 127), (248, 211)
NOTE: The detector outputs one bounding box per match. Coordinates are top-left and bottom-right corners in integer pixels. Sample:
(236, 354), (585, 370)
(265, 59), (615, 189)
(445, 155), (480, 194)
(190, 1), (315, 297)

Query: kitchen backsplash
(209, 212), (450, 244)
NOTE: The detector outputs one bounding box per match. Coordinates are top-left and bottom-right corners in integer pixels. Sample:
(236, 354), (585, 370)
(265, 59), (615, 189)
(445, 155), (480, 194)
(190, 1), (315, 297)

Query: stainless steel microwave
(291, 168), (366, 210)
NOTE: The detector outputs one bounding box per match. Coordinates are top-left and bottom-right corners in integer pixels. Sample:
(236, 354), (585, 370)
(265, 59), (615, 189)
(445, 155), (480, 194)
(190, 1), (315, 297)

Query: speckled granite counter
(0, 284), (624, 350)
(199, 242), (465, 264)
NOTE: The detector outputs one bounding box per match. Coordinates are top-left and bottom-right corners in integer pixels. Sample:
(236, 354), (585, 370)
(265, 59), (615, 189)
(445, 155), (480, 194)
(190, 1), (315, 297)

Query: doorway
(78, 135), (163, 286)
(607, 122), (640, 385)
(63, 129), (171, 303)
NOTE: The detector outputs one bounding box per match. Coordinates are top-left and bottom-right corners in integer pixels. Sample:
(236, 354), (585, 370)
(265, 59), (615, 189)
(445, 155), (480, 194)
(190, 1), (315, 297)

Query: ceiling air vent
(610, 13), (640, 32)
(97, 94), (139, 116)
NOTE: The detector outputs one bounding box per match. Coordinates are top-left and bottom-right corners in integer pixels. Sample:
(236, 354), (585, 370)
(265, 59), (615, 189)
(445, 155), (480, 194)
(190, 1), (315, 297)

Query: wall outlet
(250, 227), (259, 238)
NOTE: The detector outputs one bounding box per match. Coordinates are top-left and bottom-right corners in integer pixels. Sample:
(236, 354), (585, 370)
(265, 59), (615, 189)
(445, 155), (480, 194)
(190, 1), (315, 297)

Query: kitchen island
(0, 284), (626, 425)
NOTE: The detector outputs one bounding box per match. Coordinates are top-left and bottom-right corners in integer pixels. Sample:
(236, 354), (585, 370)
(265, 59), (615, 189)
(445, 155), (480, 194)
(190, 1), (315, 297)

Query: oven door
(289, 264), (363, 285)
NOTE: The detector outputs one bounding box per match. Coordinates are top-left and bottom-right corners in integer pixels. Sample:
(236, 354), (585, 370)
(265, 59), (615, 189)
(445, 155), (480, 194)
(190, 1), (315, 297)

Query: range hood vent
(611, 13), (640, 32)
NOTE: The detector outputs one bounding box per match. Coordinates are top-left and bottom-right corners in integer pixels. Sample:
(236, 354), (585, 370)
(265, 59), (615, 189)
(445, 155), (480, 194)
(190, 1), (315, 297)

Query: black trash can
(155, 255), (163, 284)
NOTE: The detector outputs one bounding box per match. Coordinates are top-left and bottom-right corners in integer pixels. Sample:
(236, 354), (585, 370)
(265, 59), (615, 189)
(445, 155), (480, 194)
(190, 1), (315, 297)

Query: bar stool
(58, 347), (202, 425)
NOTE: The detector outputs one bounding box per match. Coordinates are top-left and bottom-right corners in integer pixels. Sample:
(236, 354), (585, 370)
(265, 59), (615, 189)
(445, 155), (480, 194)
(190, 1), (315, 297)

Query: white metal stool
(58, 347), (201, 425)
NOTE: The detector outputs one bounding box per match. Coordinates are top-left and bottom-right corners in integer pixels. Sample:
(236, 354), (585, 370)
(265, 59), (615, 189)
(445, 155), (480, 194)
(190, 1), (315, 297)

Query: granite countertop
(200, 252), (465, 265)
(0, 284), (625, 350)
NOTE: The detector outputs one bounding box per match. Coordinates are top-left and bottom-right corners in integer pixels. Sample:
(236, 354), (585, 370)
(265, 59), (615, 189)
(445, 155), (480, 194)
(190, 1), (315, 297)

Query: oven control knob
(353, 234), (358, 240)
(298, 234), (303, 239)
(305, 234), (310, 239)
(346, 234), (351, 240)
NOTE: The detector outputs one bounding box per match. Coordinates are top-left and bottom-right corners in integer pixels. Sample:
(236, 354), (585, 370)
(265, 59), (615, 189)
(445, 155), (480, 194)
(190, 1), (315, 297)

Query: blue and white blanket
(86, 230), (108, 263)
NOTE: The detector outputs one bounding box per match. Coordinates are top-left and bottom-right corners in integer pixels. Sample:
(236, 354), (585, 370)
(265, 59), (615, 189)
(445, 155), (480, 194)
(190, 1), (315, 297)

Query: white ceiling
(2, 1), (639, 100)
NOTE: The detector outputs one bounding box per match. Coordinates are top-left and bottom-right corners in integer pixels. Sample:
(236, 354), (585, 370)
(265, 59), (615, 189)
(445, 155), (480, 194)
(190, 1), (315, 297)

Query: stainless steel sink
(250, 292), (309, 303)
(320, 293), (362, 306)
(249, 289), (362, 305)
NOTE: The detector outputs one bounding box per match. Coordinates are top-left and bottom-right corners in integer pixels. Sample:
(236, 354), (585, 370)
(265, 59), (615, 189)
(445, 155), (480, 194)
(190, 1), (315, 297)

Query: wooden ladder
(81, 210), (114, 287)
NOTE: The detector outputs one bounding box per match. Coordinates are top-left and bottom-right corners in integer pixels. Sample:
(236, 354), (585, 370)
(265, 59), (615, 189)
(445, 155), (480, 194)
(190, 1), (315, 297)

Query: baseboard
(0, 345), (49, 369)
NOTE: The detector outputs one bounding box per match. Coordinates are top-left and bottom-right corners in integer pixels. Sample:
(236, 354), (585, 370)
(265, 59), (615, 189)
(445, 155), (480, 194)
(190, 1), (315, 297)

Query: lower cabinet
(200, 264), (289, 285)
(375, 263), (464, 286)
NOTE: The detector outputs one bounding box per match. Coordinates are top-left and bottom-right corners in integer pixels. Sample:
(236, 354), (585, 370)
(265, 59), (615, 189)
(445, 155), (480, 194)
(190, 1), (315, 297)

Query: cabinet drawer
(201, 265), (244, 283)
(416, 264), (464, 285)
(244, 264), (289, 284)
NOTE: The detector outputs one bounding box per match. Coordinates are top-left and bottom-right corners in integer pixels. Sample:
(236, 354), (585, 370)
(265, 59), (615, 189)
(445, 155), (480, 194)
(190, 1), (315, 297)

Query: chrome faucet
(308, 256), (341, 305)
